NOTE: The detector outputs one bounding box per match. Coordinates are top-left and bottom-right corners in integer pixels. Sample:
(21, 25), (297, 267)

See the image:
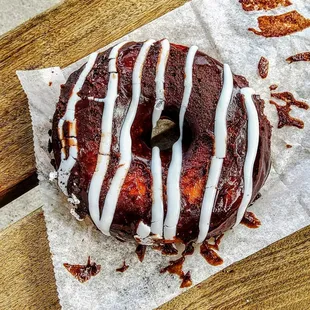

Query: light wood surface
(0, 209), (60, 310)
(0, 0), (310, 309)
(0, 0), (187, 200)
(1, 209), (309, 309)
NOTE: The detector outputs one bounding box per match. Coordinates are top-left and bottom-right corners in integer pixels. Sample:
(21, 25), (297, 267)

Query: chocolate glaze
(48, 139), (53, 153)
(63, 256), (101, 283)
(182, 242), (195, 256)
(258, 57), (269, 79)
(162, 244), (178, 256)
(239, 0), (292, 11)
(116, 261), (129, 272)
(249, 11), (310, 37)
(270, 92), (309, 129)
(50, 158), (56, 170)
(287, 52), (310, 64)
(52, 41), (271, 244)
(241, 211), (261, 228)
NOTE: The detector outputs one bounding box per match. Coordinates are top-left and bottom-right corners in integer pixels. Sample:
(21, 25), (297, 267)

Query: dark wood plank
(0, 0), (187, 199)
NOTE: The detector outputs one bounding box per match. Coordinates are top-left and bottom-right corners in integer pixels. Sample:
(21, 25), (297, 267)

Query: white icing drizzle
(164, 45), (198, 240)
(68, 193), (80, 205)
(134, 220), (161, 245)
(197, 64), (234, 243)
(97, 39), (155, 235)
(136, 221), (151, 238)
(70, 208), (84, 221)
(49, 171), (58, 181)
(234, 87), (259, 227)
(57, 52), (98, 195)
(152, 39), (170, 128)
(150, 39), (170, 237)
(150, 146), (164, 236)
(87, 41), (128, 230)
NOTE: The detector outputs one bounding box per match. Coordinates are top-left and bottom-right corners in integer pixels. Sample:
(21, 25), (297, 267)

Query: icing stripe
(152, 39), (170, 128)
(150, 146), (164, 236)
(150, 39), (170, 237)
(234, 88), (259, 227)
(88, 41), (128, 229)
(164, 45), (198, 240)
(57, 52), (98, 195)
(197, 64), (233, 243)
(97, 39), (155, 235)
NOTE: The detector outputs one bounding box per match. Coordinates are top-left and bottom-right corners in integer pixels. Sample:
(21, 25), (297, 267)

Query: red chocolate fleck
(270, 92), (309, 129)
(286, 52), (310, 64)
(49, 81), (53, 86)
(269, 84), (278, 91)
(258, 57), (269, 79)
(239, 0), (292, 11)
(200, 243), (223, 266)
(286, 144), (293, 148)
(241, 211), (261, 228)
(116, 261), (129, 272)
(63, 256), (101, 283)
(135, 244), (147, 262)
(160, 256), (193, 288)
(249, 11), (310, 38)
(208, 234), (224, 251)
(180, 271), (192, 288)
(160, 256), (185, 277)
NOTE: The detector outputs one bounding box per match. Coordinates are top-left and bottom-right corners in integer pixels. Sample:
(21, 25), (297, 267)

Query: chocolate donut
(52, 39), (271, 245)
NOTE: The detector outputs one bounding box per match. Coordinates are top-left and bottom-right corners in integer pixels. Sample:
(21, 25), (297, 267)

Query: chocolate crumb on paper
(160, 256), (193, 288)
(286, 144), (293, 148)
(239, 0), (292, 11)
(200, 243), (223, 266)
(287, 52), (310, 64)
(116, 261), (129, 273)
(270, 84), (278, 91)
(258, 56), (269, 79)
(241, 211), (261, 228)
(180, 271), (192, 288)
(270, 92), (309, 129)
(135, 244), (147, 262)
(249, 11), (310, 37)
(63, 256), (101, 283)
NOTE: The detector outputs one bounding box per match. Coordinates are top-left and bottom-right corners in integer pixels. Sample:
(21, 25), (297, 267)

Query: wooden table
(0, 0), (309, 309)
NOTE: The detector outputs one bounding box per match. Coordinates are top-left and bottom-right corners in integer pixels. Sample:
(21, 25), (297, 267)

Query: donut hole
(150, 117), (192, 152)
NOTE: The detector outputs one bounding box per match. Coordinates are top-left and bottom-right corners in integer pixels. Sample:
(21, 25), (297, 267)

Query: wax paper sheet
(17, 0), (310, 309)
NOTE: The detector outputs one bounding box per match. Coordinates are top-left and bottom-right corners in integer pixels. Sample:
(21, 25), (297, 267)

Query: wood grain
(0, 209), (60, 310)
(0, 0), (187, 199)
(1, 209), (309, 309)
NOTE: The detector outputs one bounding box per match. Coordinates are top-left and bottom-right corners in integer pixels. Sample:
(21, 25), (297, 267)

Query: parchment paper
(17, 0), (310, 309)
